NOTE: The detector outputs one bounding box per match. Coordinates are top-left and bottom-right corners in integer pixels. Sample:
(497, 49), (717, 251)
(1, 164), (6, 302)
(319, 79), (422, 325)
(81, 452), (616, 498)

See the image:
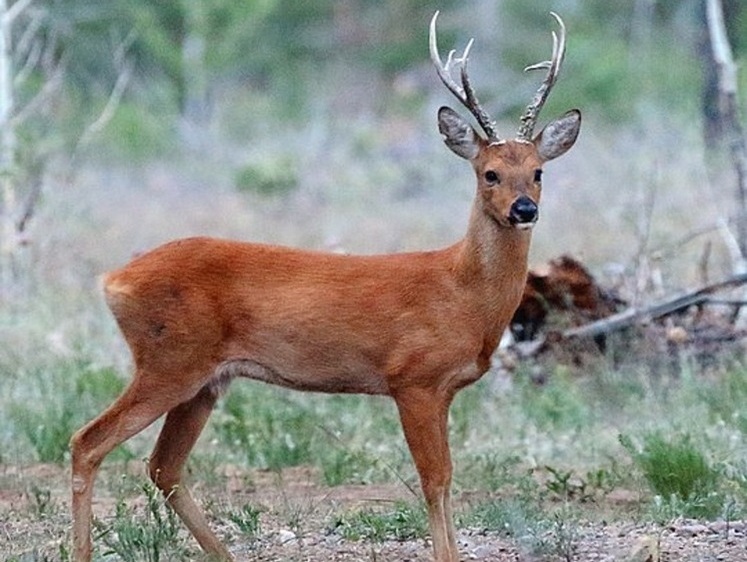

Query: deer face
(438, 106), (580, 230)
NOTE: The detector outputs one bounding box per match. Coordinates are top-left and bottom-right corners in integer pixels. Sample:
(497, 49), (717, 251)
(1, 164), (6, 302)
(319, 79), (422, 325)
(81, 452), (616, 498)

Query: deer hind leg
(148, 384), (233, 561)
(394, 387), (459, 562)
(70, 372), (193, 562)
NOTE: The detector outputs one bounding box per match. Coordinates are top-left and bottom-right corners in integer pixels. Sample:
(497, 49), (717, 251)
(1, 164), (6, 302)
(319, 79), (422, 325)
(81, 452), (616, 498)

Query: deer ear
(438, 106), (481, 160)
(534, 109), (581, 162)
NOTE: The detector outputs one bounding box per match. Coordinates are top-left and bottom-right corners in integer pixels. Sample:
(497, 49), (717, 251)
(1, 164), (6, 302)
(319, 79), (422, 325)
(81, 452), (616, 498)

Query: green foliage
(461, 497), (542, 538)
(699, 367), (747, 434)
(234, 156), (298, 197)
(320, 448), (376, 487)
(330, 502), (427, 542)
(98, 102), (177, 161)
(213, 387), (317, 470)
(10, 361), (126, 464)
(519, 369), (589, 430)
(226, 503), (262, 541)
(95, 480), (193, 562)
(620, 432), (723, 518)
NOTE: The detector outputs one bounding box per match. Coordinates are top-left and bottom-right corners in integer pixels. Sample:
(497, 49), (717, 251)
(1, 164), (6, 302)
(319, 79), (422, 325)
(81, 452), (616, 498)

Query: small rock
(276, 529), (296, 544)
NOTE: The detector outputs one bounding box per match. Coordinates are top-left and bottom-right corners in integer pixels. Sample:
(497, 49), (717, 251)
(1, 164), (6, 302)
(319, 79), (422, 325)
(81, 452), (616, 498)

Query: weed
(26, 485), (55, 519)
(226, 503), (262, 541)
(461, 497), (538, 537)
(544, 466), (591, 501)
(12, 402), (76, 464)
(94, 479), (193, 562)
(544, 506), (580, 562)
(519, 367), (589, 430)
(620, 432), (723, 518)
(213, 387), (317, 470)
(331, 502), (428, 542)
(321, 448), (376, 486)
(700, 367), (747, 434)
(461, 497), (554, 555)
(458, 453), (526, 493)
(9, 361), (126, 464)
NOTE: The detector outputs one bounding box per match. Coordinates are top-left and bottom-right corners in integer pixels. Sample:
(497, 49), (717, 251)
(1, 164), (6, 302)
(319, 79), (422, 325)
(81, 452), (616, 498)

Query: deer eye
(484, 170), (500, 184)
(534, 169), (543, 183)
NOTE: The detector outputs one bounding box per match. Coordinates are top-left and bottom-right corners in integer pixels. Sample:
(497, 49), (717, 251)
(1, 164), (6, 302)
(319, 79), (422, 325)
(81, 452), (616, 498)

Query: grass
(9, 361), (127, 464)
(329, 502), (428, 542)
(2, 323), (747, 560)
(93, 479), (194, 562)
(3, 329), (747, 559)
(620, 432), (724, 519)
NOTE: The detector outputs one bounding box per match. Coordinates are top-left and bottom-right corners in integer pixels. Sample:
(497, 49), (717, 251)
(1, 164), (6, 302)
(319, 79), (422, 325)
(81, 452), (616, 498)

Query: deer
(70, 11), (580, 562)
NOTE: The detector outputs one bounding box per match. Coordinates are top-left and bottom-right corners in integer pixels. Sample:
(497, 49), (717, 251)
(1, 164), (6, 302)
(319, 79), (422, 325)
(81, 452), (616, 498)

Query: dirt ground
(2, 463), (746, 562)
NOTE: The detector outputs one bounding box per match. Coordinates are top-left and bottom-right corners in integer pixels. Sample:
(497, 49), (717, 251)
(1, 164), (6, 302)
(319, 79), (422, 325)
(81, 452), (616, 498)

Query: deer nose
(509, 196), (538, 226)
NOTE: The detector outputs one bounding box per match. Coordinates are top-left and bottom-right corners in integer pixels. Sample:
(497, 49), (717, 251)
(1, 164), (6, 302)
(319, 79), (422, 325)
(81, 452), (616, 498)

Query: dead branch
(74, 30), (136, 154)
(561, 272), (747, 340)
(10, 53), (65, 126)
(75, 59), (133, 149)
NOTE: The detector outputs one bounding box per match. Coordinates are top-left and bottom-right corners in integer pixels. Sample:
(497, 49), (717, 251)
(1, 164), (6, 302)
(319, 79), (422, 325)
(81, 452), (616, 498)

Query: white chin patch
(515, 221), (536, 230)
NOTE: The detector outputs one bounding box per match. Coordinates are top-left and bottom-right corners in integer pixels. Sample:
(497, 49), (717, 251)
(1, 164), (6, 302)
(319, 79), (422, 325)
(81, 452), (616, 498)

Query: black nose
(509, 196), (538, 225)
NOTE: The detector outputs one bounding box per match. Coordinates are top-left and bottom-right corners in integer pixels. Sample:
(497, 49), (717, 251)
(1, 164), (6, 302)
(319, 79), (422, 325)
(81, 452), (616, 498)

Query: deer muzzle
(509, 196), (538, 228)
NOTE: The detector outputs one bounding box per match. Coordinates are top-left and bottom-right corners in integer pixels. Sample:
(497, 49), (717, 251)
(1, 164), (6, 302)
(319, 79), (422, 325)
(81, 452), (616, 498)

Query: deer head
(430, 11), (581, 230)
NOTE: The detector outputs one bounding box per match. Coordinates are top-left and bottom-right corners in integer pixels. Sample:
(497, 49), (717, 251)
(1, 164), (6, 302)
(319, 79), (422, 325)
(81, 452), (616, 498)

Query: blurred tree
(0, 0), (142, 296)
(698, 0), (744, 145)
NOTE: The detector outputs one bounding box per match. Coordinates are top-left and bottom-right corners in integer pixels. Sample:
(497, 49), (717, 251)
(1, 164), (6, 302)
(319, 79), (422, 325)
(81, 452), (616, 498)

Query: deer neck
(453, 202), (532, 326)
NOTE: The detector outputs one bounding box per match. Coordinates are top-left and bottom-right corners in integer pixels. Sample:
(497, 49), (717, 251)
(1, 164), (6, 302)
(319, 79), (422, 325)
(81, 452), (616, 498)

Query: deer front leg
(394, 387), (459, 562)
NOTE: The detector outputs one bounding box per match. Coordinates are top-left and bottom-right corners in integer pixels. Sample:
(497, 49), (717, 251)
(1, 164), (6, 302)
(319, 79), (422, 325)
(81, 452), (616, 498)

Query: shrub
(234, 156), (297, 197)
(619, 432), (723, 518)
(95, 479), (192, 562)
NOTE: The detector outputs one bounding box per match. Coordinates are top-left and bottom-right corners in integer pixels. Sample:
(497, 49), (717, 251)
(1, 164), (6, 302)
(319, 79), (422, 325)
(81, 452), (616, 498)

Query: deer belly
(214, 358), (389, 395)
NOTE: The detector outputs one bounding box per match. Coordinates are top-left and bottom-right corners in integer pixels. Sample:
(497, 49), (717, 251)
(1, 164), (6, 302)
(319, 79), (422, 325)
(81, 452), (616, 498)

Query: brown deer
(70, 11), (580, 562)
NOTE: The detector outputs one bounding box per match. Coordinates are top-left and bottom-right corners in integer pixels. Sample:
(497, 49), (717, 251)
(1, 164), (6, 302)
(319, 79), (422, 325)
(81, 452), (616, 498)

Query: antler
(516, 12), (567, 140)
(429, 11), (499, 141)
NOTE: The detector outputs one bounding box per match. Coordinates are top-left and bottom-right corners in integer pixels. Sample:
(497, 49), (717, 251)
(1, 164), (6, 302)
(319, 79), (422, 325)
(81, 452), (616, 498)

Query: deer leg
(70, 373), (191, 562)
(394, 387), (459, 562)
(148, 385), (233, 561)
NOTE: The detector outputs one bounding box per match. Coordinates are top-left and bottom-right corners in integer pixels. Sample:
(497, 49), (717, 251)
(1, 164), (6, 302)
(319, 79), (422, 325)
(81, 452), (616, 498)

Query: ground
(2, 463), (745, 562)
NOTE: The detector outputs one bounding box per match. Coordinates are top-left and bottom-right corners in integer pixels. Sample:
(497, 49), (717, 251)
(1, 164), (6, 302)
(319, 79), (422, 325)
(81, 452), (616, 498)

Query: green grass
(329, 502), (428, 542)
(9, 360), (127, 464)
(211, 384), (405, 482)
(93, 479), (195, 562)
(225, 503), (262, 541)
(620, 431), (725, 519)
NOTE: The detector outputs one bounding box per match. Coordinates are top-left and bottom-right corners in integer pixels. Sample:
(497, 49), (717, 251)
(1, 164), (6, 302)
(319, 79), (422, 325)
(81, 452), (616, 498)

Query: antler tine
(517, 12), (567, 140)
(429, 11), (499, 140)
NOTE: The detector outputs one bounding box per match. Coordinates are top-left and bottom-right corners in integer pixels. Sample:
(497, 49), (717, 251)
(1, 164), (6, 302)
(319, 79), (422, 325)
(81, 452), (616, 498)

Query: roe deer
(70, 11), (580, 562)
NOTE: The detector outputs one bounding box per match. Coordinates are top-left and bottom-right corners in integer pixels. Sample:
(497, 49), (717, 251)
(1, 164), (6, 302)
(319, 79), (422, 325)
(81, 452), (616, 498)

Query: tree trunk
(179, 1), (210, 149)
(0, 0), (18, 295)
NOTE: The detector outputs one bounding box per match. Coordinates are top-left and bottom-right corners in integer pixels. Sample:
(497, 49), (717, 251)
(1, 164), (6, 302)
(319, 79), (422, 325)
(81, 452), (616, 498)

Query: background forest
(1, 0), (746, 288)
(2, 1), (747, 561)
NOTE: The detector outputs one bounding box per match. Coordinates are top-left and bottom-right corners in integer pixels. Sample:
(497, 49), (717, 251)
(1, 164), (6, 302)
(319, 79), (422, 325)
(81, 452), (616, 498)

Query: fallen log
(562, 272), (747, 340)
